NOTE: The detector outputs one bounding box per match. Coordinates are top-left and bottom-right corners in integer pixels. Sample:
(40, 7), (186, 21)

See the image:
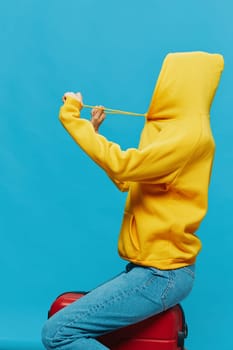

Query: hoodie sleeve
(107, 176), (130, 192)
(59, 97), (200, 185)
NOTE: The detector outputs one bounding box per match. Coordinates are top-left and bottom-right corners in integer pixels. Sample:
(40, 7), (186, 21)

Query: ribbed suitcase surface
(48, 292), (187, 350)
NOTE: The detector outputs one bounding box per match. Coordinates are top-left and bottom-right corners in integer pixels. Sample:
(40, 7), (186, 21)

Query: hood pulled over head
(146, 51), (224, 120)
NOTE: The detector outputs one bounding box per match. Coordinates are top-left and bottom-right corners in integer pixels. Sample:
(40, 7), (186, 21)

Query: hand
(62, 92), (83, 107)
(91, 106), (106, 133)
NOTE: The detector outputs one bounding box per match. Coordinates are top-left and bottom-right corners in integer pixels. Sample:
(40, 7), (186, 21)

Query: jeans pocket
(161, 267), (195, 310)
(182, 265), (195, 279)
(137, 268), (170, 312)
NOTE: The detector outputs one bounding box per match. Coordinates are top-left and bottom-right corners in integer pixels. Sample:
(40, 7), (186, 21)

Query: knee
(41, 319), (58, 350)
(41, 316), (82, 349)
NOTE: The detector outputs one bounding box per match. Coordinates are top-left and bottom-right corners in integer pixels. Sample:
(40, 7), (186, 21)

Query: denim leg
(42, 263), (195, 350)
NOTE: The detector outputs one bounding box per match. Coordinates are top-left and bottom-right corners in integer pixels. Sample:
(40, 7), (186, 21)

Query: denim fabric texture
(42, 263), (195, 350)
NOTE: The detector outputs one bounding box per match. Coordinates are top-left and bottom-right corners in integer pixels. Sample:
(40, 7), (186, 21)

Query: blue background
(0, 0), (232, 349)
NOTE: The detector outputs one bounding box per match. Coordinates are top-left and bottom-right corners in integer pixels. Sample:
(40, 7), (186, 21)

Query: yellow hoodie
(59, 51), (224, 269)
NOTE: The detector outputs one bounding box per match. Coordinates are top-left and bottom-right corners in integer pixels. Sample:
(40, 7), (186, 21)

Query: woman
(42, 51), (224, 350)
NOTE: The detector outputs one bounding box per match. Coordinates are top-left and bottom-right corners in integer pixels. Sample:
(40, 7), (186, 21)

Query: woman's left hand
(91, 106), (106, 133)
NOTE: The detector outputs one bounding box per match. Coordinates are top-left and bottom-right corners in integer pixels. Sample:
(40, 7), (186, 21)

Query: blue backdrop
(0, 0), (232, 349)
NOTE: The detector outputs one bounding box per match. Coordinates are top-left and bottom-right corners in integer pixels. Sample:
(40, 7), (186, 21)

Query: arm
(59, 95), (199, 185)
(89, 104), (130, 192)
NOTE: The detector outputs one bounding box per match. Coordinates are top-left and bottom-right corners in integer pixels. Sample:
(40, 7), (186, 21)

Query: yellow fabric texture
(59, 51), (224, 269)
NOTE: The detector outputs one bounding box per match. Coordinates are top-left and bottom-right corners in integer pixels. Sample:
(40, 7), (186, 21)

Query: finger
(62, 93), (72, 102)
(75, 92), (83, 105)
(97, 106), (105, 114)
(97, 105), (104, 112)
(92, 107), (101, 117)
(63, 92), (74, 101)
(91, 105), (105, 119)
(95, 109), (104, 119)
(64, 92), (74, 97)
(94, 107), (100, 115)
(91, 107), (98, 117)
(99, 106), (106, 119)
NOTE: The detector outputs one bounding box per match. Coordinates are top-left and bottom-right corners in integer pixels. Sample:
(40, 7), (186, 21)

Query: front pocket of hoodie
(118, 212), (140, 258)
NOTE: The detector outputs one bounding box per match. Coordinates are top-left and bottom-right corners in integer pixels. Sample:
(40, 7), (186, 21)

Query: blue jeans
(42, 263), (195, 350)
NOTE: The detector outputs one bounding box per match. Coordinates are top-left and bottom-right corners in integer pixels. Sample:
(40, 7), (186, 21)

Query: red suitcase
(48, 292), (188, 350)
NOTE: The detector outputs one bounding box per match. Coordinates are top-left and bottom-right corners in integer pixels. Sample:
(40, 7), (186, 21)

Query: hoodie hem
(119, 255), (196, 270)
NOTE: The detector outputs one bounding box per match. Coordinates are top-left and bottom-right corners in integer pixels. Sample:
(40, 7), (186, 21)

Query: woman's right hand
(62, 92), (83, 107)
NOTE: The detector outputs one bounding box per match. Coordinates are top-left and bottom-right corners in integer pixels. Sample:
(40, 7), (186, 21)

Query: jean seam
(161, 270), (175, 311)
(52, 274), (158, 341)
(182, 267), (195, 279)
(54, 276), (162, 338)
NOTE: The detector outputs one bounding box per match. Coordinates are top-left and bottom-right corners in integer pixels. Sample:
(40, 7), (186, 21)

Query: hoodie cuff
(65, 96), (83, 110)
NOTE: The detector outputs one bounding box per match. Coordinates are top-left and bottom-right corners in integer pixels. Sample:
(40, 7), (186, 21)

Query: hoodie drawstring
(83, 104), (147, 117)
